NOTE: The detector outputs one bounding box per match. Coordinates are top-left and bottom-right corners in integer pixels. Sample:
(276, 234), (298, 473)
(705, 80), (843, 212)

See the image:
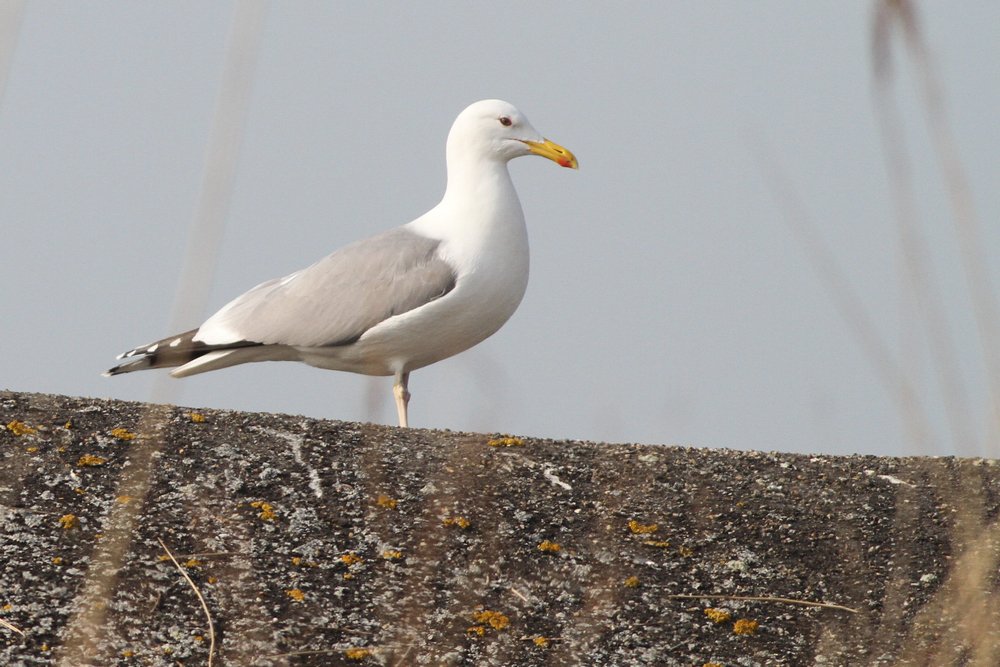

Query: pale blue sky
(1, 2), (998, 456)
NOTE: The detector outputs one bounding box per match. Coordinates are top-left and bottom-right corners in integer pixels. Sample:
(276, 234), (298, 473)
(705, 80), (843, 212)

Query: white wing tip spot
(169, 337), (182, 347)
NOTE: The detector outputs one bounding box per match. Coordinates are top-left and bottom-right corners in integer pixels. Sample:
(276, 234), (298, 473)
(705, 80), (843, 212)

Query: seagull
(105, 99), (577, 427)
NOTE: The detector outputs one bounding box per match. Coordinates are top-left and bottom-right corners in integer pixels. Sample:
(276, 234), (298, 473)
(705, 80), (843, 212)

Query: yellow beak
(522, 138), (578, 169)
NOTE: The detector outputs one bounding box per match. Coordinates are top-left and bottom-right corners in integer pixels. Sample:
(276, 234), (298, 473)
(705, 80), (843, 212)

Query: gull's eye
(499, 116), (512, 127)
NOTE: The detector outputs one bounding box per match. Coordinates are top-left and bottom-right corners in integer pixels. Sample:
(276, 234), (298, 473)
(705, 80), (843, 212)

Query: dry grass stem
(667, 593), (858, 614)
(0, 617), (25, 638)
(158, 537), (216, 666)
(509, 587), (530, 603)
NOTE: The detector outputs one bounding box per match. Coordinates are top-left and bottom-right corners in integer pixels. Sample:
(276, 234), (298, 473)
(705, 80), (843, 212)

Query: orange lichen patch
(443, 516), (471, 529)
(115, 495), (132, 504)
(466, 625), (486, 637)
(6, 420), (37, 436)
(250, 500), (276, 521)
(194, 635), (204, 643)
(533, 636), (550, 648)
(344, 647), (371, 660)
(472, 610), (510, 631)
(704, 608), (732, 624)
(487, 435), (525, 447)
(642, 540), (671, 548)
(188, 412), (206, 423)
(77, 454), (107, 467)
(627, 519), (658, 534)
(341, 552), (363, 566)
(286, 588), (305, 602)
(58, 514), (77, 530)
(733, 619), (759, 635)
(537, 540), (561, 553)
(703, 663), (723, 667)
(51, 556), (63, 565)
(290, 556), (303, 566)
(624, 576), (641, 588)
(381, 550), (404, 561)
(120, 649), (134, 658)
(375, 494), (398, 509)
(110, 427), (136, 440)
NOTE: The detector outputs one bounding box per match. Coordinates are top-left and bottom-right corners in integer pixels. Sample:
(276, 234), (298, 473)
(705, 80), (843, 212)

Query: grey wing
(194, 226), (457, 347)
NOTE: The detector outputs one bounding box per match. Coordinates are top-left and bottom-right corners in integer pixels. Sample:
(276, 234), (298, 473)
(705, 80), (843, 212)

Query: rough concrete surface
(1, 390), (999, 666)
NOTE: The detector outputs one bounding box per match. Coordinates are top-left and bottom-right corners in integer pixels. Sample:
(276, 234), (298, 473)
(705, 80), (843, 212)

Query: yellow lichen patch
(537, 540), (561, 553)
(110, 427), (136, 441)
(183, 558), (201, 569)
(120, 649), (134, 658)
(51, 556), (63, 565)
(64, 420), (73, 429)
(624, 576), (640, 588)
(344, 647), (371, 660)
(382, 550), (404, 561)
(188, 412), (206, 423)
(286, 588), (305, 602)
(290, 556), (303, 566)
(25, 446), (39, 453)
(443, 516), (471, 529)
(206, 576), (217, 584)
(6, 420), (37, 436)
(642, 540), (671, 549)
(627, 519), (658, 534)
(341, 552), (363, 566)
(375, 494), (398, 510)
(678, 545), (694, 557)
(2, 603), (12, 612)
(466, 625), (486, 637)
(533, 636), (550, 648)
(74, 487), (87, 495)
(250, 500), (276, 521)
(77, 454), (107, 467)
(58, 514), (77, 530)
(703, 663), (723, 667)
(733, 619), (759, 635)
(343, 572), (355, 580)
(487, 435), (524, 447)
(472, 610), (510, 631)
(115, 495), (132, 504)
(194, 635), (204, 643)
(704, 608), (732, 624)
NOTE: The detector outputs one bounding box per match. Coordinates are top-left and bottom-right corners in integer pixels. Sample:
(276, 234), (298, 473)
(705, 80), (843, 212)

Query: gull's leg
(393, 371), (411, 427)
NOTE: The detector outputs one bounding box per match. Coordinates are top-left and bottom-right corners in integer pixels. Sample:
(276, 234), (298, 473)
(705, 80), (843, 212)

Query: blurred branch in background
(871, 0), (978, 455)
(56, 4), (269, 663)
(151, 0), (269, 407)
(873, 0), (1000, 457)
(752, 136), (932, 453)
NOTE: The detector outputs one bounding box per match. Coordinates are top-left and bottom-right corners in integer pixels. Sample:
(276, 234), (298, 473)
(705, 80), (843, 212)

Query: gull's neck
(441, 150), (517, 210)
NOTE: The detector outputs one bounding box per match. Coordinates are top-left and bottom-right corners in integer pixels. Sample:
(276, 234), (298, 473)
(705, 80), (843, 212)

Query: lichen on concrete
(2, 390), (1000, 666)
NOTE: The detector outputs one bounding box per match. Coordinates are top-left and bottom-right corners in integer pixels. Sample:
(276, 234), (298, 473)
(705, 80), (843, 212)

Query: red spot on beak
(558, 158), (572, 168)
